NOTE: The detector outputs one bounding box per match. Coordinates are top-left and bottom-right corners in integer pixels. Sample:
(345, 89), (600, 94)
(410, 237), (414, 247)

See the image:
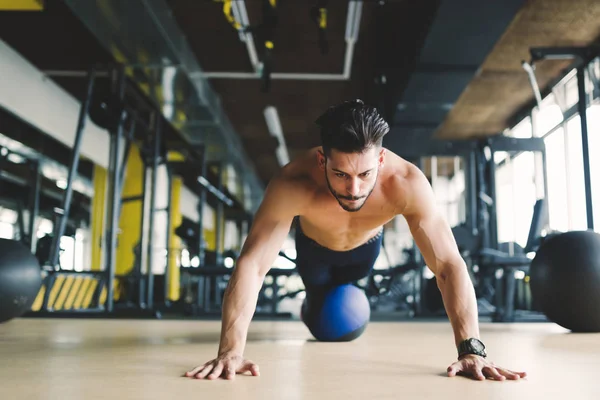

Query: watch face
(470, 339), (484, 351)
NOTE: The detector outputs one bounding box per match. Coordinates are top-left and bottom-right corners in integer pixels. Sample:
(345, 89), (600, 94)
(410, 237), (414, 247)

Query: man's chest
(302, 194), (397, 232)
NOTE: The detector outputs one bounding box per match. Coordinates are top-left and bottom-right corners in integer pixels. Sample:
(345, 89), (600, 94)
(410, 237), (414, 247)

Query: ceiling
(435, 0), (600, 139)
(1, 0), (600, 200)
(167, 0), (443, 182)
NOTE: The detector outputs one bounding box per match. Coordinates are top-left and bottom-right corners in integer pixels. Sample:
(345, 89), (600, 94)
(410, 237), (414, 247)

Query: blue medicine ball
(301, 284), (371, 342)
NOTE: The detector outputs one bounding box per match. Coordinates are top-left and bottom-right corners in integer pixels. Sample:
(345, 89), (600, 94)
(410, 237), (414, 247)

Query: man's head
(315, 99), (390, 212)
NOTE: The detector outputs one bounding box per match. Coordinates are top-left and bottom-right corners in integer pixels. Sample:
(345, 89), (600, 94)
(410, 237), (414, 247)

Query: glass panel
(36, 218), (54, 238)
(544, 127), (568, 232)
(495, 152), (537, 248)
(0, 221), (14, 239)
(59, 236), (75, 271)
(421, 156), (466, 228)
(565, 115), (588, 230)
(533, 93), (564, 137)
(74, 230), (86, 272)
(535, 105), (563, 136)
(0, 208), (18, 224)
(511, 116), (532, 138)
(0, 209), (17, 240)
(587, 105), (600, 233)
(564, 74), (580, 110)
(513, 152), (537, 246)
(494, 151), (508, 164)
(495, 160), (515, 245)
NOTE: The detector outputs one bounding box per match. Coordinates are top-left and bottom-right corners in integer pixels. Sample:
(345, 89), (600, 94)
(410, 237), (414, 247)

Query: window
(502, 60), (600, 236)
(544, 127), (569, 232)
(59, 236), (76, 270)
(0, 208), (17, 240)
(587, 105), (600, 233)
(565, 115), (588, 230)
(423, 156), (466, 228)
(514, 153), (538, 246)
(510, 116), (533, 138)
(495, 152), (538, 247)
(533, 94), (564, 137)
(495, 163), (515, 245)
(36, 218), (53, 238)
(224, 220), (240, 252)
(0, 221), (14, 239)
(564, 73), (580, 110)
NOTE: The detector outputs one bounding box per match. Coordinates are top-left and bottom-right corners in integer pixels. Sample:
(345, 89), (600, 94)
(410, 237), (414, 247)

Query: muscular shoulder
(380, 152), (433, 216)
(263, 149), (319, 214)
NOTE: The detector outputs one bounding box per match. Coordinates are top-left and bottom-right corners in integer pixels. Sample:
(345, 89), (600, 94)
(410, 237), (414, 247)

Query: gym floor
(1, 319), (598, 399)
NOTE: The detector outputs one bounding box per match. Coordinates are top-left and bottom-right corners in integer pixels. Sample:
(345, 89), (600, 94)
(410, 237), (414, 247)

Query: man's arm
(186, 173), (308, 379)
(185, 167), (311, 379)
(399, 166), (527, 381)
(401, 167), (479, 348)
(217, 175), (306, 357)
(396, 165), (526, 381)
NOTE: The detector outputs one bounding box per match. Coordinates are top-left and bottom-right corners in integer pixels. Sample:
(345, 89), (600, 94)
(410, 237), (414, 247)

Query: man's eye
(336, 173), (345, 178)
(361, 172), (370, 178)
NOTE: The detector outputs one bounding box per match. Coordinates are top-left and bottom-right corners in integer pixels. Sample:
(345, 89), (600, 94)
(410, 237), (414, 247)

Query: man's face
(318, 147), (385, 212)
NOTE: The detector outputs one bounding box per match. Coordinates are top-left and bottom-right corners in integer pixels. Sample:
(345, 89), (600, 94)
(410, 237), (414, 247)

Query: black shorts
(294, 218), (383, 291)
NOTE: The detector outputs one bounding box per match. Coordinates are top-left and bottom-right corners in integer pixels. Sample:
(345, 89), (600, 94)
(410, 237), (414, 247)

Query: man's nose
(346, 178), (360, 197)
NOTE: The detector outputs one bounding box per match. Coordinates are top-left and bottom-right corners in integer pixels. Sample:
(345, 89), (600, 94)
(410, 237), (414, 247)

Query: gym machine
(23, 63), (169, 319)
(171, 150), (299, 319)
(452, 135), (550, 322)
(361, 243), (425, 319)
(398, 134), (552, 322)
(0, 147), (41, 252)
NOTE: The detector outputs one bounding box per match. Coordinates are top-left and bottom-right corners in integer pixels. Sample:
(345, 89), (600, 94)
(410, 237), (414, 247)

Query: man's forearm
(436, 262), (480, 348)
(217, 263), (264, 356)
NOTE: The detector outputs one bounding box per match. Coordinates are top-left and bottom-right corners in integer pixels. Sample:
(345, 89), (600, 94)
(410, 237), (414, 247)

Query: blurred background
(0, 0), (599, 322)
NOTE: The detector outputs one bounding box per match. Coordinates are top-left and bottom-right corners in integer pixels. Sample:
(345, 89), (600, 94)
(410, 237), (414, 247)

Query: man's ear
(317, 149), (327, 171)
(378, 148), (386, 168)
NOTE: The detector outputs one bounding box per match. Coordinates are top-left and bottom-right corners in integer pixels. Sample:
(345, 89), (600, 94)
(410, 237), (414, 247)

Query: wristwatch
(457, 338), (487, 359)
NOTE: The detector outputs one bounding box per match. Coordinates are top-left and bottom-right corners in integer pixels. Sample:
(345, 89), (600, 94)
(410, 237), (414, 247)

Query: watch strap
(457, 338), (487, 358)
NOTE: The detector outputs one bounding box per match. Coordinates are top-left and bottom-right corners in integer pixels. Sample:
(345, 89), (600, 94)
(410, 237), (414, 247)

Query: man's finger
(506, 369), (527, 378)
(224, 365), (237, 380)
(185, 366), (202, 377)
(472, 368), (486, 381)
(497, 368), (523, 380)
(239, 360), (260, 376)
(207, 363), (224, 380)
(447, 364), (459, 377)
(483, 366), (505, 381)
(196, 361), (222, 380)
(195, 364), (215, 379)
(186, 361), (212, 377)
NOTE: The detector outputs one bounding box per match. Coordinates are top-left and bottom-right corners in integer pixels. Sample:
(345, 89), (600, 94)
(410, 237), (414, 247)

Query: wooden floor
(0, 318), (599, 399)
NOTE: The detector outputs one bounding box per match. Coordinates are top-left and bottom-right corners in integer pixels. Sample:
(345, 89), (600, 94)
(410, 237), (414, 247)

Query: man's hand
(447, 355), (527, 381)
(184, 352), (260, 380)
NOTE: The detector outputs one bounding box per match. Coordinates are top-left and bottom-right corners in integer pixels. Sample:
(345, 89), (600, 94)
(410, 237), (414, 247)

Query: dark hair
(315, 99), (389, 157)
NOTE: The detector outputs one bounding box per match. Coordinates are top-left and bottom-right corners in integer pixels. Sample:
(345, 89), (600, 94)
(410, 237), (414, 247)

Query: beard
(325, 169), (377, 213)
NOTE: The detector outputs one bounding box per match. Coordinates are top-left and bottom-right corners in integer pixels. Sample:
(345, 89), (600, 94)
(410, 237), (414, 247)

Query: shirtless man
(185, 99), (527, 382)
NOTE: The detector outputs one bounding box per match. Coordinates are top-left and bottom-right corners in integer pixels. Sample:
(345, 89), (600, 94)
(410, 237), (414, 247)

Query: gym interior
(1, 0), (600, 398)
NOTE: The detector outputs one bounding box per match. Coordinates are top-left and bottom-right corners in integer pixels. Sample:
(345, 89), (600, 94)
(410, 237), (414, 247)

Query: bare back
(279, 146), (417, 251)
